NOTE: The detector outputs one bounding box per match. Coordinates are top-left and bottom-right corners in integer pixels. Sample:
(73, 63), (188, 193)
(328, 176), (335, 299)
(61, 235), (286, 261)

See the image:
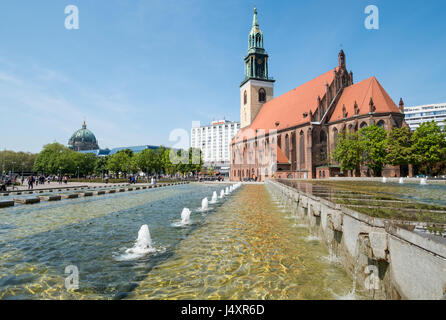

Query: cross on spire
(253, 6), (259, 27)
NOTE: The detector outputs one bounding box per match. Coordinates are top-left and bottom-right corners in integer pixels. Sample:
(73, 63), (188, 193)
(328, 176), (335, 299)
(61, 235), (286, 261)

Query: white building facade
(405, 103), (446, 131)
(191, 120), (240, 173)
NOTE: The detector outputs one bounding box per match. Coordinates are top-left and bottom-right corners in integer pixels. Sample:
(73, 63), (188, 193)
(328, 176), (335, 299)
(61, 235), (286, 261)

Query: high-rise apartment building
(404, 103), (446, 130)
(191, 120), (240, 174)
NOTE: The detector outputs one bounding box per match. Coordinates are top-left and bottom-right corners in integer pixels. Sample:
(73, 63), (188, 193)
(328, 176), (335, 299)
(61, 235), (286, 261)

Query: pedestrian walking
(27, 176), (33, 190)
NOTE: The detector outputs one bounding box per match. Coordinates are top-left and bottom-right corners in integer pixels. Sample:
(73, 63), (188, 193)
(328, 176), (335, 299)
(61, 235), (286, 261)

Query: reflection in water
(278, 180), (446, 223)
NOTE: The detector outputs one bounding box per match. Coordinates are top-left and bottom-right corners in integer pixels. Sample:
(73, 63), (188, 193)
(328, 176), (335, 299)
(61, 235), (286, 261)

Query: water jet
(181, 208), (191, 225)
(202, 197), (209, 211)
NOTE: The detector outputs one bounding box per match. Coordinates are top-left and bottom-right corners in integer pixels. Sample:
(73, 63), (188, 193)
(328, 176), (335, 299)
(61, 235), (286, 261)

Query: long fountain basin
(0, 200), (14, 208)
(60, 194), (79, 199)
(38, 195), (62, 201)
(0, 183), (185, 208)
(77, 192), (93, 197)
(268, 179), (446, 300)
(14, 197), (40, 204)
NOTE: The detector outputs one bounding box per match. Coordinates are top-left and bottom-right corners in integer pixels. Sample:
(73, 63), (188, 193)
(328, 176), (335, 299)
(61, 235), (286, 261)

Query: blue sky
(1, 0), (445, 153)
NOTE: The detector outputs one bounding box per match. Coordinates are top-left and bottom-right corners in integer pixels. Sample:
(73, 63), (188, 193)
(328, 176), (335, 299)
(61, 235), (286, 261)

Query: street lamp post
(77, 166), (80, 180)
(11, 161), (15, 190)
(21, 162), (25, 185)
(1, 149), (4, 178)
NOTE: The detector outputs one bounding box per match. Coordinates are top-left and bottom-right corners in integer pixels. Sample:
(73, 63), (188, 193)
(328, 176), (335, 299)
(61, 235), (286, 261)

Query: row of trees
(332, 121), (446, 176)
(31, 143), (203, 177)
(33, 143), (97, 177)
(103, 146), (203, 177)
(0, 150), (36, 175)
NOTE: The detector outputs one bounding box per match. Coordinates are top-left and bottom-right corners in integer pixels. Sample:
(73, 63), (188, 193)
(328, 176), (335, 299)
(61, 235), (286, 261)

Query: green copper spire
(252, 7), (259, 27)
(241, 7), (274, 86)
(249, 7), (263, 49)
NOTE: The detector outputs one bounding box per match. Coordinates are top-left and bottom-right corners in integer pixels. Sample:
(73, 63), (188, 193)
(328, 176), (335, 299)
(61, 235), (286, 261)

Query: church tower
(240, 7), (275, 128)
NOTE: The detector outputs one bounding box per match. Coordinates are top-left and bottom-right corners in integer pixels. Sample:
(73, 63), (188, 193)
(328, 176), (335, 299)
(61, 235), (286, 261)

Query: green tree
(411, 121), (446, 175)
(162, 148), (175, 175)
(359, 124), (388, 176)
(332, 131), (363, 175)
(106, 151), (132, 177)
(175, 149), (187, 175)
(189, 147), (203, 174)
(56, 149), (77, 175)
(95, 155), (109, 177)
(154, 146), (166, 175)
(33, 142), (69, 174)
(119, 149), (134, 157)
(386, 127), (413, 167)
(33, 142), (99, 176)
(75, 152), (97, 176)
(134, 149), (157, 175)
(0, 150), (36, 175)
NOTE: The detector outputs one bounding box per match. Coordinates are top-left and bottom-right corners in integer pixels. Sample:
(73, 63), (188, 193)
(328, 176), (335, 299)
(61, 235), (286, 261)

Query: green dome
(68, 121), (99, 151)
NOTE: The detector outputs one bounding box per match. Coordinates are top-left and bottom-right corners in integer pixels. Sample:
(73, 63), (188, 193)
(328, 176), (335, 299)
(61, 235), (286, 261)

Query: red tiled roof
(233, 67), (338, 143)
(232, 71), (400, 145)
(329, 76), (400, 122)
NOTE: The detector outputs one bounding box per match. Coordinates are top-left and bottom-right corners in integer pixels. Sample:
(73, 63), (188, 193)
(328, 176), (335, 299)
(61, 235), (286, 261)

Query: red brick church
(230, 8), (408, 181)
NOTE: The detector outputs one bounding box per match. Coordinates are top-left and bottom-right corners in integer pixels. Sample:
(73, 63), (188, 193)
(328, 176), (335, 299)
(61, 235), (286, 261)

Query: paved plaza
(5, 181), (131, 192)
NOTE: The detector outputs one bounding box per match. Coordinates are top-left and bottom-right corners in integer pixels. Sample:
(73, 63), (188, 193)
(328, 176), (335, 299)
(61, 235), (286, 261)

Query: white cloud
(0, 71), (23, 86)
(0, 59), (150, 152)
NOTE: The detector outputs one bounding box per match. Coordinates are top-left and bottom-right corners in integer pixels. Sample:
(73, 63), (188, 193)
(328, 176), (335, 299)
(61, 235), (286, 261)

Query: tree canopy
(386, 127), (413, 166)
(33, 143), (98, 176)
(359, 125), (388, 176)
(0, 150), (36, 174)
(411, 121), (446, 175)
(332, 130), (362, 173)
(332, 122), (446, 176)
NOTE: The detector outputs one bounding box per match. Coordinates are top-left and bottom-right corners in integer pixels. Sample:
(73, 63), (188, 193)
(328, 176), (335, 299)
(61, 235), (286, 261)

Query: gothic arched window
(285, 134), (290, 161)
(244, 91), (247, 105)
(299, 131), (305, 166)
(377, 120), (386, 129)
(333, 128), (338, 149)
(258, 88), (266, 102)
(320, 130), (327, 162)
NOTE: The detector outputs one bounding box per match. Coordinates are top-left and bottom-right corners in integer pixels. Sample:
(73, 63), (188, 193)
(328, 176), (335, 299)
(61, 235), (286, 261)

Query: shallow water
(0, 184), (365, 300)
(129, 185), (365, 300)
(279, 180), (446, 223)
(0, 184), (224, 299)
